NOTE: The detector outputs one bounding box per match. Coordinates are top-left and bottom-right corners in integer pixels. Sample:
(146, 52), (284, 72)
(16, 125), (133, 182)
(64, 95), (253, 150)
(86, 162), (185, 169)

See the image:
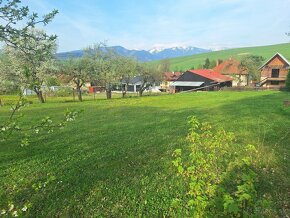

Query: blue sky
(23, 0), (290, 52)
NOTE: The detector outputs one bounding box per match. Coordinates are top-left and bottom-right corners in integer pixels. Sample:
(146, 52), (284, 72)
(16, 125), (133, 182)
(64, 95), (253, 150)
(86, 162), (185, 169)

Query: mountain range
(56, 46), (212, 62)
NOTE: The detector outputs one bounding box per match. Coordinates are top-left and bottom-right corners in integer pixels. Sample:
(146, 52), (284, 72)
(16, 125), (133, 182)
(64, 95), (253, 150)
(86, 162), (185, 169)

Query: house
(259, 53), (290, 88)
(160, 72), (182, 92)
(171, 69), (232, 92)
(121, 76), (160, 93)
(122, 76), (142, 92)
(213, 58), (249, 86)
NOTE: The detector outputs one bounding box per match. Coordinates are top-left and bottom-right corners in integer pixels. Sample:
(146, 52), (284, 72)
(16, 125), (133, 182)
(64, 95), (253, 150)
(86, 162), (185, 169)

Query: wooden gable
(260, 53), (290, 69)
(267, 56), (287, 67)
(260, 53), (290, 79)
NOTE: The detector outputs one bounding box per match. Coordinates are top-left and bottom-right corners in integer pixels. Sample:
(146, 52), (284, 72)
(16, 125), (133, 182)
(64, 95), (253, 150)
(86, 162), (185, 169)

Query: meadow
(154, 43), (290, 71)
(0, 91), (289, 217)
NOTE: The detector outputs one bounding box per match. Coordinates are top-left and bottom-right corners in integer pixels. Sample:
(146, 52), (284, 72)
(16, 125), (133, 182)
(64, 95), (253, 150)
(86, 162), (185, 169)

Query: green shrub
(172, 116), (272, 217)
(52, 87), (73, 97)
(286, 69), (290, 91)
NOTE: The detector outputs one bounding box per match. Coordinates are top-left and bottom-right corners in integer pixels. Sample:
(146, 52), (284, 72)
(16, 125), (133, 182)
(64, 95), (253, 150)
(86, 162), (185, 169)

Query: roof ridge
(259, 52), (290, 69)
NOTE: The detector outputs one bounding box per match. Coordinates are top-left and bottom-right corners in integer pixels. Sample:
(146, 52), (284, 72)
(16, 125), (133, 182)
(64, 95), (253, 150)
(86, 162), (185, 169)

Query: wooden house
(259, 53), (290, 88)
(213, 58), (248, 86)
(171, 69), (232, 92)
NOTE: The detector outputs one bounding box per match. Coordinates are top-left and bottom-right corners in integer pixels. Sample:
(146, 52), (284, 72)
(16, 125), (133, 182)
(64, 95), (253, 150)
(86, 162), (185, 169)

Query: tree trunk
(139, 89), (143, 96)
(122, 84), (127, 98)
(106, 89), (112, 99)
(76, 86), (82, 102)
(34, 87), (45, 103)
(106, 83), (112, 99)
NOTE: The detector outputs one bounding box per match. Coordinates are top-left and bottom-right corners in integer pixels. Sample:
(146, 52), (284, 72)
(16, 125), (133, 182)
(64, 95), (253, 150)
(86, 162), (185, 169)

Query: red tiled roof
(187, 69), (233, 82)
(163, 72), (182, 81)
(213, 58), (248, 75)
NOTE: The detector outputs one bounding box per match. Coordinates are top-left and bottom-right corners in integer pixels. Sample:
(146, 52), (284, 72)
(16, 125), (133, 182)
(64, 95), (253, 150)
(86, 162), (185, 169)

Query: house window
(271, 69), (279, 78)
(270, 81), (279, 85)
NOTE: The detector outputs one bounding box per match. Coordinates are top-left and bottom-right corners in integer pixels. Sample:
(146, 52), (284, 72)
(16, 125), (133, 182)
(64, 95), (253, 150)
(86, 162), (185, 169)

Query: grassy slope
(155, 43), (290, 71)
(0, 91), (289, 217)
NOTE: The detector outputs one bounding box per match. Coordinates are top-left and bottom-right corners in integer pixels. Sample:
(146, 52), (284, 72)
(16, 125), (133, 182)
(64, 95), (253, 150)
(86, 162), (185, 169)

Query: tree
(3, 29), (58, 103)
(0, 52), (20, 93)
(239, 55), (265, 81)
(209, 59), (217, 69)
(116, 56), (137, 97)
(60, 56), (93, 102)
(203, 58), (210, 69)
(0, 0), (58, 102)
(286, 69), (290, 91)
(0, 1), (81, 147)
(88, 45), (121, 100)
(159, 59), (171, 72)
(137, 63), (161, 96)
(0, 0), (58, 52)
(197, 64), (203, 69)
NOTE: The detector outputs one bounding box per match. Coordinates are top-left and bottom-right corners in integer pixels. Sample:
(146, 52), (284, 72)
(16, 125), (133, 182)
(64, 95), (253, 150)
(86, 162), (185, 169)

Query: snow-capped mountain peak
(149, 47), (166, 54)
(57, 45), (213, 62)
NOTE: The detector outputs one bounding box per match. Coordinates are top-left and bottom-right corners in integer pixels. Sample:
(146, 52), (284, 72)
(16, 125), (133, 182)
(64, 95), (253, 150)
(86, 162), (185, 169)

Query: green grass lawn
(152, 43), (290, 71)
(0, 91), (289, 217)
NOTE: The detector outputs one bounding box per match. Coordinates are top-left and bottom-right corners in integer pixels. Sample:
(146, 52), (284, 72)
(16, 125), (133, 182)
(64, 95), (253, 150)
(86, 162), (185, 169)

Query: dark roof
(122, 76), (142, 84)
(187, 69), (233, 82)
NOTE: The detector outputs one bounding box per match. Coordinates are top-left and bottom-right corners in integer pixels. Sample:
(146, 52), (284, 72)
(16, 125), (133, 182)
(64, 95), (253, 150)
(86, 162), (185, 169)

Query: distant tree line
(0, 41), (164, 102)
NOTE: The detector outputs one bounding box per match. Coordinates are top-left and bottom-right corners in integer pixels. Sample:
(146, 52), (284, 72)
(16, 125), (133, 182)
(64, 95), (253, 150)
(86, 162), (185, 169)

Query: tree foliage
(239, 55), (264, 81)
(0, 0), (58, 52)
(286, 69), (290, 91)
(115, 55), (137, 97)
(203, 58), (211, 69)
(137, 63), (161, 96)
(0, 1), (82, 147)
(0, 0), (58, 102)
(158, 59), (171, 72)
(60, 56), (93, 102)
(2, 29), (58, 102)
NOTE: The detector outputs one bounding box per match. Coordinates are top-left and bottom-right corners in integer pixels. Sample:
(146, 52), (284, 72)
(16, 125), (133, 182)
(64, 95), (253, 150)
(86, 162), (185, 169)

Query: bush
(172, 116), (272, 217)
(50, 87), (73, 97)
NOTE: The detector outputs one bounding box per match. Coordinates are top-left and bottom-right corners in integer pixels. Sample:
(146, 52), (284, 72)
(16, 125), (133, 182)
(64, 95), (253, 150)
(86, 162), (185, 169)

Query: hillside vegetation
(0, 91), (289, 217)
(155, 43), (290, 71)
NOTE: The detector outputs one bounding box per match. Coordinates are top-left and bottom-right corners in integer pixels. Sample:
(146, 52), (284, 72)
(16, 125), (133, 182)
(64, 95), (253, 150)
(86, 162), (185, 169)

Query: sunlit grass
(0, 91), (289, 217)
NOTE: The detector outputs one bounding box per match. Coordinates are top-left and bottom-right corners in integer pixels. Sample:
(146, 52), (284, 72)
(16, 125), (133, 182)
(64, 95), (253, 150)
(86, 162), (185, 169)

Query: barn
(171, 69), (232, 92)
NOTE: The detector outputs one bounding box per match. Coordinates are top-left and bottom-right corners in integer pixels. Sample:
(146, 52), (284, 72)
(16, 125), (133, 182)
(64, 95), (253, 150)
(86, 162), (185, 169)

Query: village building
(121, 76), (143, 92)
(159, 72), (182, 92)
(121, 76), (161, 93)
(171, 69), (232, 92)
(259, 53), (290, 88)
(213, 58), (249, 86)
